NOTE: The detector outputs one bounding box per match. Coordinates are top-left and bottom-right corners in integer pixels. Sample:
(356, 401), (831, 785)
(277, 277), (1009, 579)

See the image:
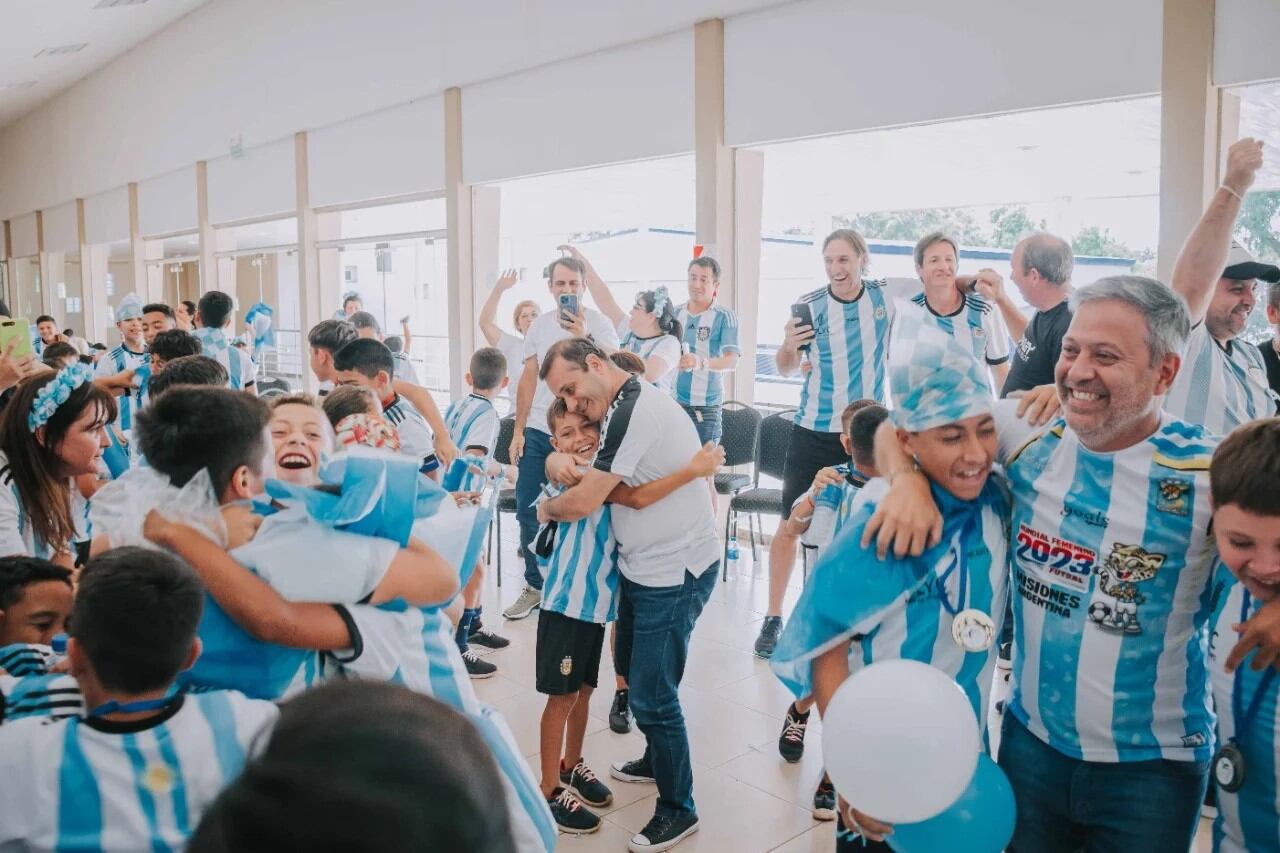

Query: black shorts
(535, 609), (605, 696)
(780, 424), (849, 519)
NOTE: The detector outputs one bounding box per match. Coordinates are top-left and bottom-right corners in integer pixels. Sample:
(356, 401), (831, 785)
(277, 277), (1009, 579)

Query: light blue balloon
(887, 754), (1015, 853)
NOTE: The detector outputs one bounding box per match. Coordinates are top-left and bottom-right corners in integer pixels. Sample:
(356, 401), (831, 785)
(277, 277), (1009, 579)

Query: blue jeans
(515, 427), (554, 591)
(999, 714), (1208, 853)
(681, 404), (723, 446)
(620, 565), (718, 819)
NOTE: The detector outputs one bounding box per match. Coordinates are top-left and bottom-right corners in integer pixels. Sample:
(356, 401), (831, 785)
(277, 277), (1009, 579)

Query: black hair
(849, 404), (890, 467)
(0, 556), (72, 610)
(609, 350), (646, 375)
(197, 290), (234, 330)
(72, 547), (203, 694)
(342, 292), (362, 310)
(539, 336), (608, 381)
(307, 319), (358, 355)
(136, 386), (269, 497)
(188, 681), (514, 853)
(545, 256), (586, 282)
(348, 311), (380, 334)
(35, 315), (56, 326)
(142, 303), (176, 321)
(383, 335), (404, 354)
(150, 329), (203, 363)
(688, 256), (721, 279)
(41, 341), (80, 369)
(1211, 418), (1280, 514)
(469, 347), (506, 392)
(332, 339), (395, 381)
(635, 289), (684, 343)
(181, 299), (197, 318)
(146, 355), (228, 400)
(321, 385), (380, 429)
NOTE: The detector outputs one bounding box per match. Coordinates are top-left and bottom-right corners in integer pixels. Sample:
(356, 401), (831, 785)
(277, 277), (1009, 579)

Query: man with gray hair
(862, 274), (1280, 851)
(968, 232), (1075, 397)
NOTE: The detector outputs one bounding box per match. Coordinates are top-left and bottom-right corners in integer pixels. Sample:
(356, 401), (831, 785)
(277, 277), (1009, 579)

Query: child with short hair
(0, 556), (72, 650)
(268, 394), (333, 486)
(146, 354), (229, 401)
(0, 546), (279, 850)
(321, 383), (382, 427)
(445, 346), (510, 676)
(307, 318), (358, 392)
(192, 290), (257, 392)
(149, 328), (202, 372)
(1205, 419), (1280, 853)
(93, 293), (148, 437)
(41, 341), (81, 371)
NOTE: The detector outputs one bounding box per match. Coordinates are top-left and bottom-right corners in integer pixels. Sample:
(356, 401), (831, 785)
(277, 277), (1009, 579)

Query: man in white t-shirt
(504, 257), (619, 620)
(538, 337), (717, 852)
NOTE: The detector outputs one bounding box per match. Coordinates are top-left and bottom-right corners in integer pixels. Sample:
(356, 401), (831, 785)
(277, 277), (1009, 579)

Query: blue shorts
(681, 404), (723, 445)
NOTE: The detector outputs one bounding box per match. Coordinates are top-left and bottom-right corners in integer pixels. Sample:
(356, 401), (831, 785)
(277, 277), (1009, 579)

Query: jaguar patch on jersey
(1086, 543), (1166, 635)
(1155, 477), (1192, 517)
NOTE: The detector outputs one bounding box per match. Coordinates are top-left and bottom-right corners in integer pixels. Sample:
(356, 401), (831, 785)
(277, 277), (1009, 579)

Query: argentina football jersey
(443, 394), (499, 492)
(541, 499), (621, 626)
(675, 302), (740, 408)
(1164, 323), (1276, 436)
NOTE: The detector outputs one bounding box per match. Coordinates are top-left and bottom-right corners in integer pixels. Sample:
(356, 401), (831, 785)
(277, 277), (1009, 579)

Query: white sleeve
(327, 604), (421, 679)
(0, 486), (29, 557)
(994, 398), (1045, 465)
(93, 355), (117, 379)
(522, 321), (543, 364)
(589, 311), (622, 350)
(984, 307), (1011, 363)
(464, 407), (500, 453)
(653, 335), (682, 372)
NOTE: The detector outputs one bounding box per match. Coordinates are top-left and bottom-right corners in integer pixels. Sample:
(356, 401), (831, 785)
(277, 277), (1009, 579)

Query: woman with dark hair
(189, 681), (515, 853)
(0, 365), (116, 563)
(617, 286), (684, 392)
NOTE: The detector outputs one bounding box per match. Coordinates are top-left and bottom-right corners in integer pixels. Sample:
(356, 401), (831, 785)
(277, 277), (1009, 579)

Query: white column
(445, 86), (475, 401)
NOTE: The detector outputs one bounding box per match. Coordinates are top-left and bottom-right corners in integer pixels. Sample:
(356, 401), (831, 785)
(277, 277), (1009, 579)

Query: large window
(11, 257), (41, 323)
(1231, 79), (1280, 345)
(144, 233), (201, 309)
(749, 97), (1161, 407)
(214, 218), (300, 383)
(48, 253), (83, 336)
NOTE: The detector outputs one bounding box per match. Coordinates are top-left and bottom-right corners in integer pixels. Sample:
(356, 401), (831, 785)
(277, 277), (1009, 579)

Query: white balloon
(822, 659), (980, 824)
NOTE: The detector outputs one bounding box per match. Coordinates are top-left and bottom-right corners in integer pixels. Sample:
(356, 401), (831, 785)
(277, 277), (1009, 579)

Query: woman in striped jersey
(771, 303), (1010, 852)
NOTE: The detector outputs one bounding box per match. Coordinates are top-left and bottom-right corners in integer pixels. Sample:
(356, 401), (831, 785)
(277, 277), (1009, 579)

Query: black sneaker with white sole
(628, 812), (699, 852)
(461, 648), (497, 679)
(610, 754), (656, 784)
(547, 787), (601, 835)
(609, 688), (633, 733)
(754, 615), (783, 659)
(778, 702), (810, 763)
(468, 626), (511, 649)
(812, 775), (836, 821)
(560, 759), (613, 807)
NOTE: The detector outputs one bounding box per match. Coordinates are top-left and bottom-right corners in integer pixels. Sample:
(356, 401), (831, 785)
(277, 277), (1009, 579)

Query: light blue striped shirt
(444, 393), (499, 492)
(190, 326), (256, 390)
(1164, 323), (1276, 436)
(542, 504), (621, 625)
(794, 281), (893, 433)
(94, 345), (148, 435)
(675, 301), (740, 407)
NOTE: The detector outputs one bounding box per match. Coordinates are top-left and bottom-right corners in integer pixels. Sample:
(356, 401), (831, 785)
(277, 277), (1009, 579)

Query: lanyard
(90, 693), (180, 718)
(935, 524), (972, 616)
(1231, 590), (1278, 741)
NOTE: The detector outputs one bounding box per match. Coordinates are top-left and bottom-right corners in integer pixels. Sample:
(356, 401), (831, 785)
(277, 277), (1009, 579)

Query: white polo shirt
(593, 376), (719, 587)
(522, 308), (620, 435)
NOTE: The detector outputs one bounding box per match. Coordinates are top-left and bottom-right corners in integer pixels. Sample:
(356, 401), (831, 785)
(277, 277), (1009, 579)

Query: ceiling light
(0, 81), (37, 91)
(94, 0), (149, 6)
(1016, 144), (1039, 152)
(1126, 169), (1144, 175)
(34, 44), (89, 58)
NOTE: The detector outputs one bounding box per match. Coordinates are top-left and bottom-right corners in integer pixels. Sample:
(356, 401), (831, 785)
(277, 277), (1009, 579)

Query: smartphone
(790, 303), (815, 353)
(0, 319), (34, 359)
(558, 293), (579, 327)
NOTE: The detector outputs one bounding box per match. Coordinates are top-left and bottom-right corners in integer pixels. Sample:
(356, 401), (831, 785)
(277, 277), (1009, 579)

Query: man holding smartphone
(754, 229), (895, 659)
(505, 254), (620, 621)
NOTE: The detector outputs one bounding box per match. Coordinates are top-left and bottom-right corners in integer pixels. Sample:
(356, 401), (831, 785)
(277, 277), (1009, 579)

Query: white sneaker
(502, 585), (541, 620)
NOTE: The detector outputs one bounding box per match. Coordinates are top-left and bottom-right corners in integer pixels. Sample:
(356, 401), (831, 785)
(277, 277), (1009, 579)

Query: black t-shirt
(1256, 339), (1280, 414)
(1001, 301), (1072, 397)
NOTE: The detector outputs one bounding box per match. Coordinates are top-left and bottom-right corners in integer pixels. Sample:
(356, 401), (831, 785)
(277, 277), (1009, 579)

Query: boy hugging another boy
(535, 397), (723, 835)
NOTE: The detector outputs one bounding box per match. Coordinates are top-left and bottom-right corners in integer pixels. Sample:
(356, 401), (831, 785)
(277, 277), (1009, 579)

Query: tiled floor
(474, 525), (1215, 852)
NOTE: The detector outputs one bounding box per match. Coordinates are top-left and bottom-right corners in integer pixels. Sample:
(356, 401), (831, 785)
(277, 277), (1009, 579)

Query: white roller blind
(463, 30), (694, 184)
(10, 213), (38, 257)
(725, 0), (1162, 146)
(84, 187), (130, 245)
(43, 202), (79, 253)
(207, 138), (295, 225)
(138, 166), (197, 237)
(309, 97), (445, 209)
(1215, 0), (1280, 86)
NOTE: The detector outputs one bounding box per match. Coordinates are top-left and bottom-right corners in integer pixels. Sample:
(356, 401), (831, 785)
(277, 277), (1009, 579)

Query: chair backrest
(719, 401), (762, 468)
(493, 416), (516, 465)
(756, 409), (796, 482)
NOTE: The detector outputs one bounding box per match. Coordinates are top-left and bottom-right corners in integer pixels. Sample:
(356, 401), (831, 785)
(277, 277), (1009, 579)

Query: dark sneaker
(754, 615), (783, 659)
(502, 586), (541, 620)
(611, 754), (656, 784)
(468, 627), (511, 649)
(628, 812), (699, 852)
(462, 648), (497, 679)
(609, 688), (633, 734)
(548, 787), (601, 835)
(560, 759), (613, 807)
(812, 776), (836, 821)
(777, 702), (809, 763)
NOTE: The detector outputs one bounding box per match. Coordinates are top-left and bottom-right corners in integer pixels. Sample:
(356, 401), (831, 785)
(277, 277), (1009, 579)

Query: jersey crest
(1156, 477), (1192, 517)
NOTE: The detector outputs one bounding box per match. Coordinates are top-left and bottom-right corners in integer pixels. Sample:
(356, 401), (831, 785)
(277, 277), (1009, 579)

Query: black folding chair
(713, 401), (762, 501)
(488, 416), (518, 588)
(723, 408), (795, 581)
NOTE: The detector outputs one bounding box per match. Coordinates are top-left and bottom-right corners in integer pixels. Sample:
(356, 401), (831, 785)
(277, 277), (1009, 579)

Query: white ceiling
(0, 0), (209, 127)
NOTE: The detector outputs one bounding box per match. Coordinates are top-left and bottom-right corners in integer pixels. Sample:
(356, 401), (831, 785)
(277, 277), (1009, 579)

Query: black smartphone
(558, 293), (580, 326)
(790, 303), (815, 353)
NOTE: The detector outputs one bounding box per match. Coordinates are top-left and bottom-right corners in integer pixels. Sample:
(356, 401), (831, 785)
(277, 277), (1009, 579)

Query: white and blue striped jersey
(772, 476), (1011, 729)
(675, 301), (740, 408)
(0, 643), (60, 677)
(1164, 323), (1276, 436)
(383, 393), (435, 473)
(998, 402), (1218, 762)
(619, 330), (682, 394)
(1208, 565), (1280, 853)
(444, 394), (499, 492)
(93, 345), (148, 435)
(542, 502), (621, 625)
(1, 673), (83, 723)
(0, 451), (57, 558)
(0, 690), (278, 852)
(326, 602), (556, 853)
(796, 463), (871, 563)
(190, 326), (257, 390)
(392, 351), (421, 385)
(909, 291), (1010, 369)
(794, 282), (894, 433)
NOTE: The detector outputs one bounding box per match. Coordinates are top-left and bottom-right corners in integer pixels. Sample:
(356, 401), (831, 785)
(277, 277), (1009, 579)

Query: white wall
(0, 0), (780, 219)
(1214, 0), (1280, 87)
(207, 137), (296, 225)
(9, 213), (38, 258)
(724, 0), (1164, 146)
(138, 166), (197, 237)
(83, 187), (130, 246)
(42, 203), (79, 253)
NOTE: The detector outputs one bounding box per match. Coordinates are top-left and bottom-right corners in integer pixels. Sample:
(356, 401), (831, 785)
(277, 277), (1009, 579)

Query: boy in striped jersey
(1205, 419), (1280, 853)
(908, 231), (1010, 392)
(445, 346), (511, 676)
(772, 304), (1010, 851)
(92, 293), (149, 438)
(675, 256), (740, 447)
(0, 546), (279, 851)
